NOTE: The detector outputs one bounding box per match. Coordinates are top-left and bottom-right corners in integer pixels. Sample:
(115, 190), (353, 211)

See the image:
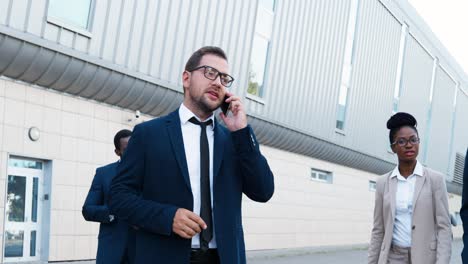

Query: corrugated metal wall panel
(0, 0), (10, 26)
(1, 0), (467, 174)
(59, 28), (74, 47)
(157, 0), (182, 81)
(398, 35), (433, 150)
(230, 0), (254, 95)
(90, 0), (109, 57)
(26, 0), (46, 36)
(125, 0), (147, 71)
(248, 0), (349, 138)
(425, 67), (456, 173)
(100, 0), (122, 62)
(133, 0), (159, 74)
(7, 0), (28, 30)
(344, 0), (401, 159)
(167, 0), (191, 86)
(114, 0), (135, 65)
(450, 89), (468, 171)
(43, 23), (59, 43)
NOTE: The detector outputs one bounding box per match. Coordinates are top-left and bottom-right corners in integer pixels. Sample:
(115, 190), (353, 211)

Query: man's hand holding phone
(219, 92), (247, 132)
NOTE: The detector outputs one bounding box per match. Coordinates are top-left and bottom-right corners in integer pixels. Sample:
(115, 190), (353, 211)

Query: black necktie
(189, 117), (213, 250)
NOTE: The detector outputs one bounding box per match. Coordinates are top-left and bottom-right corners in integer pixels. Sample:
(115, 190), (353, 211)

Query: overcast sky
(409, 0), (468, 75)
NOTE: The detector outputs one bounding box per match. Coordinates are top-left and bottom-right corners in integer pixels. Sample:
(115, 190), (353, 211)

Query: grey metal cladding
(398, 35), (433, 140)
(249, 115), (395, 174)
(425, 67), (456, 174)
(0, 32), (182, 117)
(343, 0), (401, 159)
(252, 0), (350, 138)
(1, 0), (467, 177)
(451, 91), (468, 166)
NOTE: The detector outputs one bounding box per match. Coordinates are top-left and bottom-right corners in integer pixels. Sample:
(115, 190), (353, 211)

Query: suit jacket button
(412, 225), (415, 230)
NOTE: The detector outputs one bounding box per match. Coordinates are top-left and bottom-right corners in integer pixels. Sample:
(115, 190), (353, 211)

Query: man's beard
(193, 94), (220, 114)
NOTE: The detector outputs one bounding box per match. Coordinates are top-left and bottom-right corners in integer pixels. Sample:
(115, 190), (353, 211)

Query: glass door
(4, 157), (43, 262)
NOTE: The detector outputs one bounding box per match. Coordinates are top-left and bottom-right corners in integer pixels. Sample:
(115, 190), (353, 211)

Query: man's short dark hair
(114, 129), (132, 150)
(185, 46), (228, 71)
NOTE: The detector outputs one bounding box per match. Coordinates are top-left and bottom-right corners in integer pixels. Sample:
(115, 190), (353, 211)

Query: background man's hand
(172, 208), (207, 239)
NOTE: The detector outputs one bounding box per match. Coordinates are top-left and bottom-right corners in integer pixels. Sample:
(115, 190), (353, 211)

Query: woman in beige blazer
(368, 112), (452, 264)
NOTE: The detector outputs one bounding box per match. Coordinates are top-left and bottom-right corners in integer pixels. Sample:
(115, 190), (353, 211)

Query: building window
(48, 0), (93, 30)
(447, 84), (458, 172)
(336, 0), (359, 130)
(393, 23), (409, 113)
(310, 169), (333, 184)
(248, 0), (275, 98)
(369, 180), (376, 192)
(422, 58), (438, 163)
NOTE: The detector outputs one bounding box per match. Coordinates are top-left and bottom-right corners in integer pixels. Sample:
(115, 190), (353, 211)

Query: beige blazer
(368, 167), (452, 264)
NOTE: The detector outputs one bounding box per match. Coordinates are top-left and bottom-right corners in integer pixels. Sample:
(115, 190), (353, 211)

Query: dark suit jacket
(109, 109), (274, 264)
(461, 148), (468, 263)
(82, 162), (130, 264)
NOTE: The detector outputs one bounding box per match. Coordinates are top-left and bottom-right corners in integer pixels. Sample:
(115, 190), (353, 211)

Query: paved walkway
(249, 239), (463, 264)
(56, 239), (463, 264)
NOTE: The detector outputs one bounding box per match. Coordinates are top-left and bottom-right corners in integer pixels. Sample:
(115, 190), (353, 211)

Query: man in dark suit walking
(461, 148), (468, 263)
(82, 129), (133, 264)
(109, 46), (275, 264)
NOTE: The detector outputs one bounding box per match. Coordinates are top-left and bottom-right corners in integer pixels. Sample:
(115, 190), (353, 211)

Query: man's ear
(182, 71), (190, 91)
(115, 148), (121, 157)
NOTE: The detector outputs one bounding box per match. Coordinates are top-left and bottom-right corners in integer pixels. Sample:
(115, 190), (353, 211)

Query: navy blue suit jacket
(109, 109), (274, 264)
(461, 148), (468, 263)
(82, 162), (130, 264)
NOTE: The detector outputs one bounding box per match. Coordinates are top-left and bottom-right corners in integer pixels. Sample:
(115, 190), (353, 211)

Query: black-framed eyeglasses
(188, 65), (235, 87)
(391, 137), (420, 147)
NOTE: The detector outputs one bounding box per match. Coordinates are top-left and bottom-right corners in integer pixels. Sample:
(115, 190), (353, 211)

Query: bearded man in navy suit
(109, 46), (275, 264)
(82, 129), (133, 263)
(461, 148), (468, 263)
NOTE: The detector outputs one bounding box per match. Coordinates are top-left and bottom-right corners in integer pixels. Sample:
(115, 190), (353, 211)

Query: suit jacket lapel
(166, 110), (191, 191)
(412, 169), (426, 211)
(388, 175), (397, 219)
(212, 119), (225, 186)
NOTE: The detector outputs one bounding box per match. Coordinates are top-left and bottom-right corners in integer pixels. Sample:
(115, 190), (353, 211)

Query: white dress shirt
(391, 160), (423, 247)
(179, 103), (217, 249)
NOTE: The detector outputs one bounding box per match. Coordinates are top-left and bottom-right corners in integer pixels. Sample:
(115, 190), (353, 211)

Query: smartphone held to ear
(221, 95), (230, 115)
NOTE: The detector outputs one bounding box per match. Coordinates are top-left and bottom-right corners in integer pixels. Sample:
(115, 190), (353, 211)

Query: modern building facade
(0, 0), (466, 262)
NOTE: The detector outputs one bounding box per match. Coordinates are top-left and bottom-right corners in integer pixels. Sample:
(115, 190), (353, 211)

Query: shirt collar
(391, 160), (424, 178)
(179, 103), (215, 130)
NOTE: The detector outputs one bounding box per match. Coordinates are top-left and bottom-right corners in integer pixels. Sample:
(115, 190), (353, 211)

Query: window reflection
(7, 175), (26, 222)
(8, 158), (42, 169)
(30, 231), (37, 257)
(48, 0), (92, 29)
(32, 178), (39, 222)
(5, 231), (24, 257)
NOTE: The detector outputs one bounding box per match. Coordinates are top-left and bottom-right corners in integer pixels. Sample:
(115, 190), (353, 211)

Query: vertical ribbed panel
(1, 0), (467, 175)
(344, 0), (401, 158)
(4, 0), (93, 54)
(398, 35), (433, 147)
(449, 89), (468, 171)
(247, 0), (350, 138)
(0, 0), (10, 25)
(425, 67), (456, 173)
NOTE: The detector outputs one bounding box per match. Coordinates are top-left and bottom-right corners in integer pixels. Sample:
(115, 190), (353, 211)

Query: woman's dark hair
(114, 129), (132, 150)
(386, 112), (418, 144)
